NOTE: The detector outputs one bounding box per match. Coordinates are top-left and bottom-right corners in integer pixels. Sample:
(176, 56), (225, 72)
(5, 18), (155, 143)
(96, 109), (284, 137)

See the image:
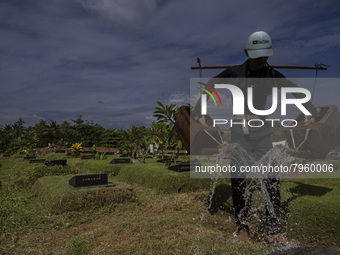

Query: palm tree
(121, 126), (146, 159)
(153, 101), (183, 164)
(48, 120), (60, 144)
(153, 101), (179, 127)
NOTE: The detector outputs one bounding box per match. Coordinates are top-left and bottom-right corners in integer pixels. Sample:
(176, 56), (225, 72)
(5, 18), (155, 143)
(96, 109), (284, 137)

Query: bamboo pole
(191, 64), (328, 70)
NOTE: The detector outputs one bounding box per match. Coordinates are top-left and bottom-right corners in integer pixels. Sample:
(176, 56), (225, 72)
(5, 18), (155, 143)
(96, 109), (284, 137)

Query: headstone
(68, 173), (114, 188)
(24, 156), (36, 160)
(45, 159), (67, 166)
(110, 158), (131, 164)
(29, 159), (46, 163)
(157, 158), (171, 163)
(81, 155), (95, 160)
(168, 163), (201, 172)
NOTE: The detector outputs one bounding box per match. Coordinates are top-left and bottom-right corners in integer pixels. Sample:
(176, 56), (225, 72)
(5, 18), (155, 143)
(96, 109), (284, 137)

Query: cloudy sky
(1, 0), (339, 129)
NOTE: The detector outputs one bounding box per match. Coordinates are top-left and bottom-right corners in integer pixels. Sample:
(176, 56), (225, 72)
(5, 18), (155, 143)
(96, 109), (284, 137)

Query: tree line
(0, 116), (118, 153)
(0, 101), (286, 155)
(0, 102), (183, 158)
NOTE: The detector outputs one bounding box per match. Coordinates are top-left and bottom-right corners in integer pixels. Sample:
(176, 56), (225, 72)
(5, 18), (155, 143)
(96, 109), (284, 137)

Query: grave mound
(33, 175), (136, 213)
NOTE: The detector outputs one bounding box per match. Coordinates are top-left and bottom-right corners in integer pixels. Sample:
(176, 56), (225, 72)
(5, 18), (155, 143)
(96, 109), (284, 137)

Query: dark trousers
(231, 133), (281, 235)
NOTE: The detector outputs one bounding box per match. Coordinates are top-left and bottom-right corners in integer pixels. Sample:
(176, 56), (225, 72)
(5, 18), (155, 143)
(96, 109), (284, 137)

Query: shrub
(71, 142), (83, 156)
(93, 152), (107, 160)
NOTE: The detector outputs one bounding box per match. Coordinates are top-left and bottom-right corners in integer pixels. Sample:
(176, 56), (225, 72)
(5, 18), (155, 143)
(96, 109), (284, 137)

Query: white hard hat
(246, 31), (273, 59)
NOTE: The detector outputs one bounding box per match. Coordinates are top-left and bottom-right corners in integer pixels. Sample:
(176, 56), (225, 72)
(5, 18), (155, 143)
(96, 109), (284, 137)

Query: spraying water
(195, 142), (298, 253)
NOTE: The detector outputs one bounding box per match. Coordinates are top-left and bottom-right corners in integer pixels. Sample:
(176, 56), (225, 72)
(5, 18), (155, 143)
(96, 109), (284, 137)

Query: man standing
(194, 31), (319, 244)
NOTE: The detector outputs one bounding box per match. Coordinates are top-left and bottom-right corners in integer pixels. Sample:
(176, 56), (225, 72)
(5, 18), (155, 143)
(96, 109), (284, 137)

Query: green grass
(0, 155), (340, 254)
(115, 159), (213, 193)
(281, 178), (340, 246)
(67, 235), (94, 255)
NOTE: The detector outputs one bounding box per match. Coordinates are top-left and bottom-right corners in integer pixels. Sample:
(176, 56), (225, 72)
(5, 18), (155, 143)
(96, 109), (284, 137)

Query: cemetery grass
(0, 155), (339, 254)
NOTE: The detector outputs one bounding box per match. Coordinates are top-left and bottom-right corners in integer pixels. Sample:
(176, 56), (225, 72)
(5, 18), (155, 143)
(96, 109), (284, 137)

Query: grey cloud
(79, 0), (159, 26)
(0, 0), (339, 128)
